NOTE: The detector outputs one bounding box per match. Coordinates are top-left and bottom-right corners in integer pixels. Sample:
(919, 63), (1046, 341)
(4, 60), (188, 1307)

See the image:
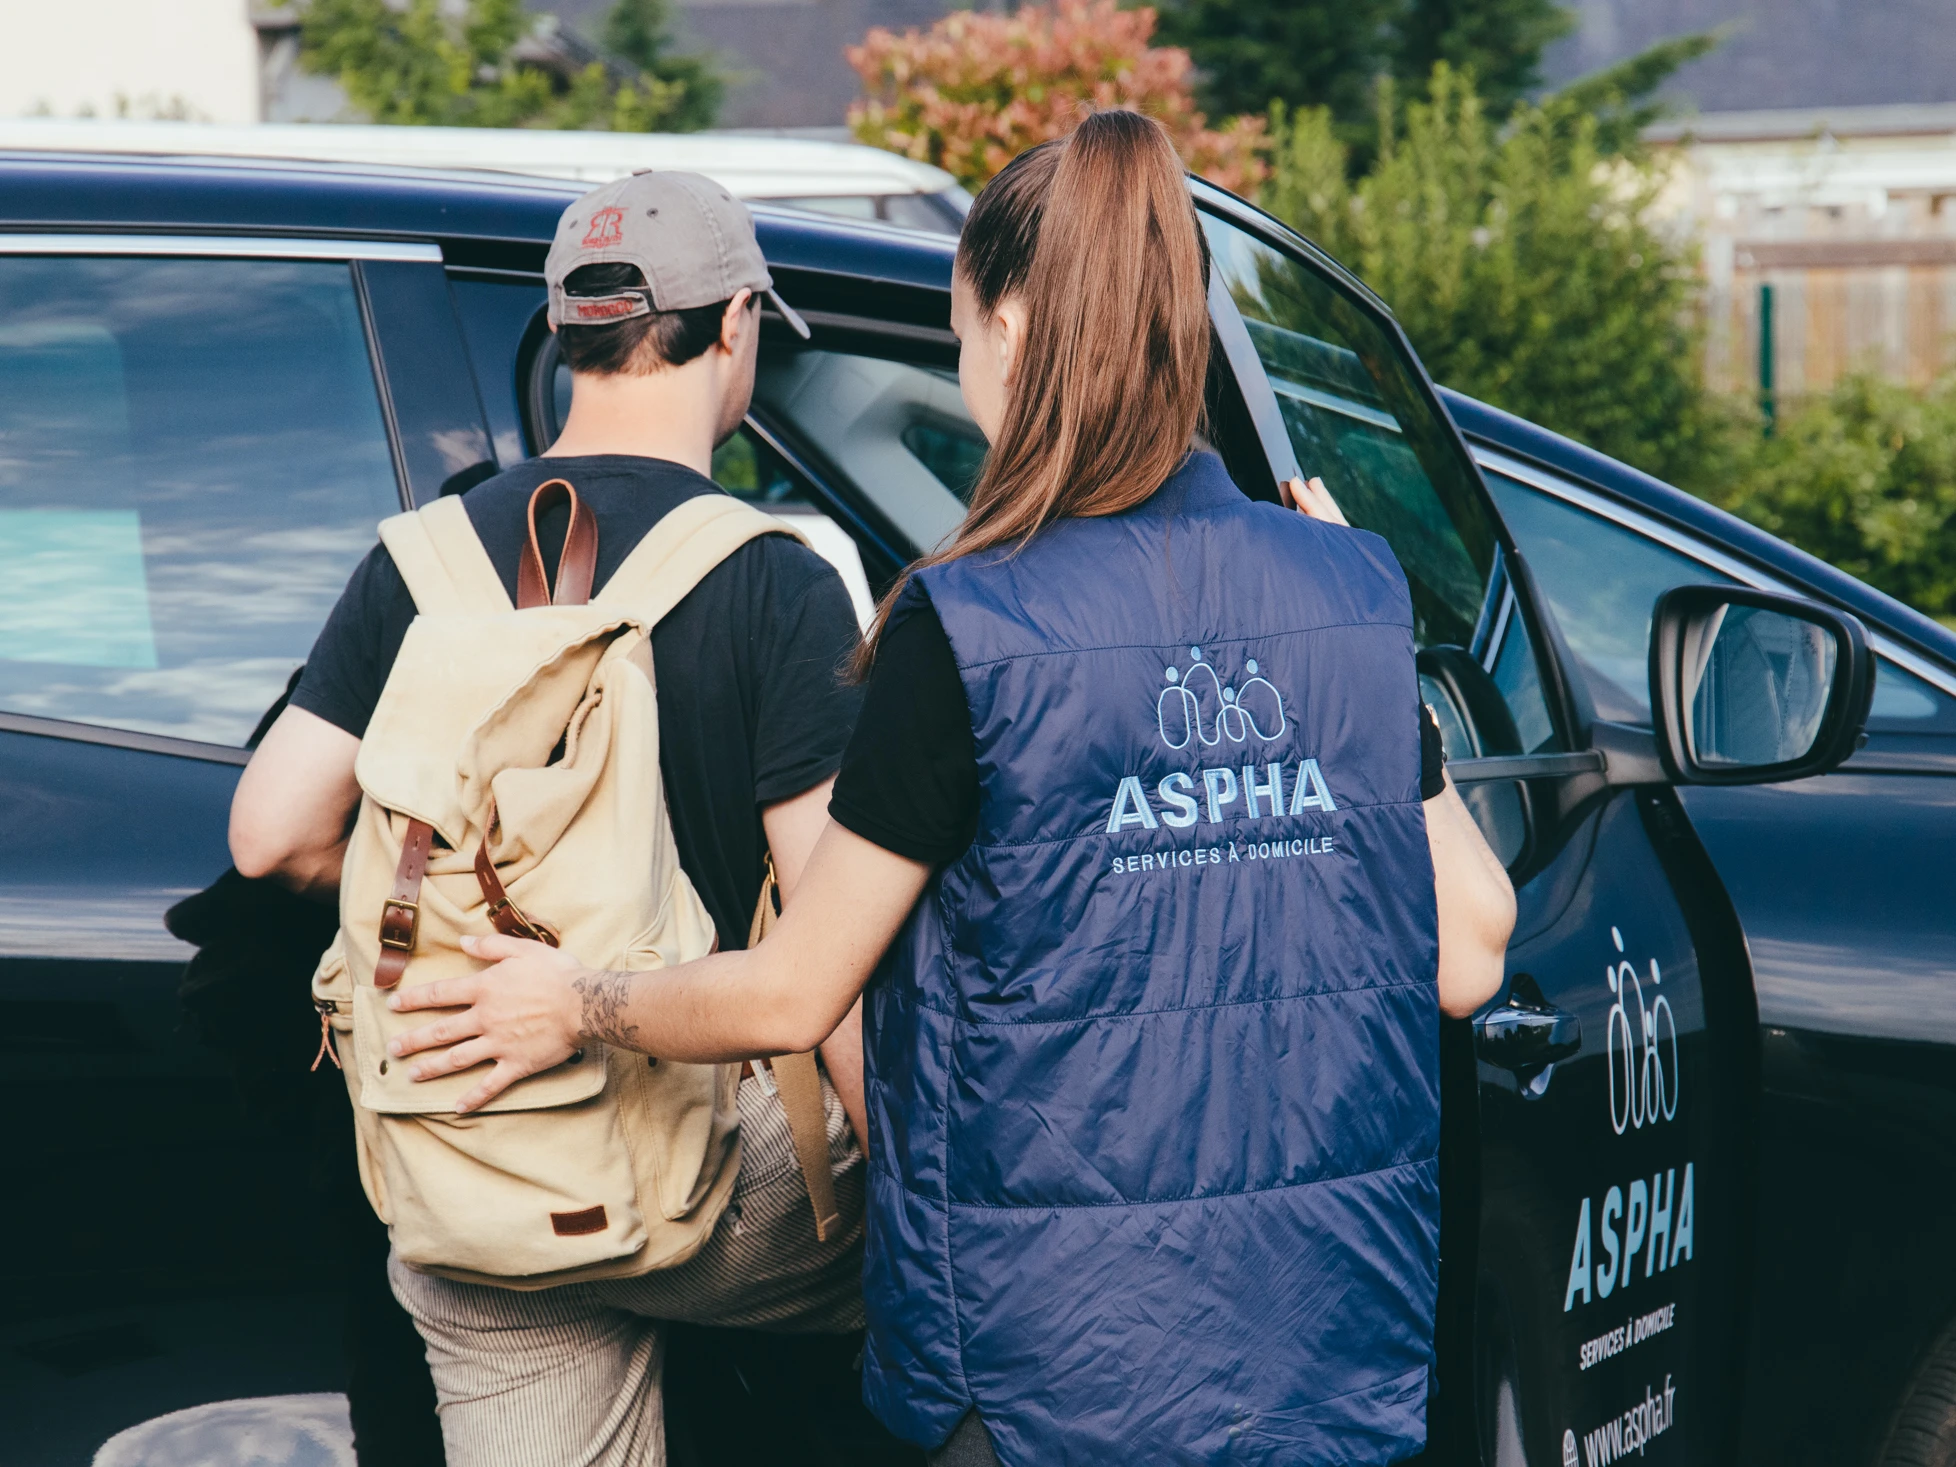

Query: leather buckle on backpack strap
(484, 895), (561, 949)
(378, 898), (420, 952)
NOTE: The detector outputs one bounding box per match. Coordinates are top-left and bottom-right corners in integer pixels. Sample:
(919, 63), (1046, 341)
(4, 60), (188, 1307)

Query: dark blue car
(0, 147), (1950, 1467)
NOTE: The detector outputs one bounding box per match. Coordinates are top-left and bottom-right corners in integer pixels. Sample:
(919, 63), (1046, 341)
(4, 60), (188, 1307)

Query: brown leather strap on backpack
(374, 817), (434, 990)
(516, 478), (598, 609)
(751, 858), (843, 1242)
(440, 479), (596, 963)
(376, 480), (595, 990)
(474, 814), (562, 949)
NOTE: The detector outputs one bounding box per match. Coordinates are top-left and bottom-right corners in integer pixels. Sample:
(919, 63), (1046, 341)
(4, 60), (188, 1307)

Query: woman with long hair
(391, 110), (1517, 1465)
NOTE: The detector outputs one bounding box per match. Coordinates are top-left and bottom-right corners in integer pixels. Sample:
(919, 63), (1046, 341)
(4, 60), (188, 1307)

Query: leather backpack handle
(517, 478), (599, 609)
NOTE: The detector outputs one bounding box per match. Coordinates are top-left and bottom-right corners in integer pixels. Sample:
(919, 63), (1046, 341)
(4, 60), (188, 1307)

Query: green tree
(1394, 0), (1573, 116)
(1263, 64), (1741, 490)
(1546, 31), (1721, 155)
(301, 0), (719, 131)
(1156, 0), (1589, 135)
(1714, 375), (1956, 626)
(1152, 0), (1401, 131)
(602, 0), (723, 132)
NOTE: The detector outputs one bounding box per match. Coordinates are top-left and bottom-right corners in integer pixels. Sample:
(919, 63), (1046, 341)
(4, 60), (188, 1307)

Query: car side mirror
(1649, 585), (1874, 785)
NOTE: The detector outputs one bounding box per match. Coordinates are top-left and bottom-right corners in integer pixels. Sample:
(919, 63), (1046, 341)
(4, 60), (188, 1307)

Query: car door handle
(1477, 1003), (1583, 1070)
(1475, 974), (1582, 1098)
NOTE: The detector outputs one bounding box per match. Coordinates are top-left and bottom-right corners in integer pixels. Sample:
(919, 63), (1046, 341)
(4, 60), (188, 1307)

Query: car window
(0, 255), (400, 747)
(1203, 215), (1496, 646)
(1485, 468), (1956, 733)
(752, 348), (985, 554)
(450, 276), (546, 467)
(1484, 471), (1728, 724)
(1201, 212), (1559, 772)
(1866, 660), (1956, 731)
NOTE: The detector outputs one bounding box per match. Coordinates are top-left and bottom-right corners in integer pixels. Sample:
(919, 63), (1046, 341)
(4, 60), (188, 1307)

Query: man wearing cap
(230, 173), (897, 1465)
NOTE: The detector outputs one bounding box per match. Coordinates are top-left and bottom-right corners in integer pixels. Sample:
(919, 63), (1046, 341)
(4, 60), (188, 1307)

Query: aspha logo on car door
(1605, 926), (1679, 1136)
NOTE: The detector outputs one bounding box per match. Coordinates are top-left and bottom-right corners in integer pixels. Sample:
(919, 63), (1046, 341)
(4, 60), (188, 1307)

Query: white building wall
(0, 0), (263, 124)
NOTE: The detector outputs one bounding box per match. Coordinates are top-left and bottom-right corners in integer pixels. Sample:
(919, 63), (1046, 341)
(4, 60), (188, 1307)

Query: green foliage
(300, 0), (718, 132)
(1152, 0), (1401, 131)
(601, 0), (723, 132)
(1394, 0), (1573, 116)
(1546, 30), (1721, 156)
(1263, 61), (1956, 623)
(1263, 65), (1736, 491)
(1156, 0), (1576, 133)
(1714, 376), (1956, 626)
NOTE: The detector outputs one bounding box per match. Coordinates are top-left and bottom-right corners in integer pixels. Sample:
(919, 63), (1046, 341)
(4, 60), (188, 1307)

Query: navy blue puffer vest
(860, 452), (1441, 1465)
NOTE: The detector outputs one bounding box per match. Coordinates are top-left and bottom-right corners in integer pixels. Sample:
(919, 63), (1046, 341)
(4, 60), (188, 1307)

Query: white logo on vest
(1105, 644), (1340, 875)
(1157, 645), (1286, 750)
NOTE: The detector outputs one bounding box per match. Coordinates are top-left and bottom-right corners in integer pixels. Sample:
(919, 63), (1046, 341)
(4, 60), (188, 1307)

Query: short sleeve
(289, 544), (418, 739)
(746, 544), (867, 807)
(1419, 700), (1447, 800)
(829, 585), (979, 866)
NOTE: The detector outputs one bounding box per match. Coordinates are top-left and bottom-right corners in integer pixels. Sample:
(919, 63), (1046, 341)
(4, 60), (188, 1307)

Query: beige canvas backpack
(311, 479), (842, 1289)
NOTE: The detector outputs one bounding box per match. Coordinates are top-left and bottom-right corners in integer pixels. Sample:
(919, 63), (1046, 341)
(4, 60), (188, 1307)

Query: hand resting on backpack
(389, 818), (931, 1114)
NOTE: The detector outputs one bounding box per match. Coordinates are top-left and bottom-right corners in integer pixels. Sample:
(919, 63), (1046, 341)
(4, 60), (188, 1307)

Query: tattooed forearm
(571, 969), (642, 1050)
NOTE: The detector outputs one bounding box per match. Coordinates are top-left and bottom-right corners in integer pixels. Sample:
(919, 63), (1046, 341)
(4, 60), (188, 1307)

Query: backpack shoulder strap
(747, 861), (842, 1243)
(377, 496), (513, 616)
(592, 494), (806, 626)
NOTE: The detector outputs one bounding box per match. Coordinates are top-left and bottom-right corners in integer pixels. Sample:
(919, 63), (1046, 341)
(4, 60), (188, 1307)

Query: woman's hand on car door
(1283, 475), (1349, 526)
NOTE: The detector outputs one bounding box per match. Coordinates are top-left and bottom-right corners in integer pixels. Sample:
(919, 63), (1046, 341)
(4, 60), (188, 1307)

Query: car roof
(0, 120), (963, 198)
(1443, 386), (1956, 669)
(0, 150), (958, 290)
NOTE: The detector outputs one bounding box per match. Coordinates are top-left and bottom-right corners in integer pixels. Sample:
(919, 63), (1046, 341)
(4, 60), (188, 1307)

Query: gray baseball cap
(545, 170), (810, 338)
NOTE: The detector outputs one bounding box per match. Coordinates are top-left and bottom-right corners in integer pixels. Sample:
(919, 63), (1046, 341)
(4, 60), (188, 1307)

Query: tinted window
(1486, 469), (1956, 731)
(0, 256), (400, 747)
(1485, 472), (1727, 723)
(450, 275), (545, 467)
(711, 429), (814, 509)
(1204, 216), (1496, 649)
(761, 194), (966, 236)
(1867, 661), (1956, 731)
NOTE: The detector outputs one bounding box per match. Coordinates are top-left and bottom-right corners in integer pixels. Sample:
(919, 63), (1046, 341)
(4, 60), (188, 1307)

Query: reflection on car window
(760, 193), (966, 236)
(1866, 660), (1956, 731)
(0, 256), (400, 746)
(1490, 609), (1558, 752)
(1485, 471), (1737, 723)
(900, 420), (987, 500)
(753, 350), (984, 554)
(449, 276), (545, 468)
(712, 429), (810, 507)
(1490, 469), (1956, 733)
(1202, 215), (1495, 649)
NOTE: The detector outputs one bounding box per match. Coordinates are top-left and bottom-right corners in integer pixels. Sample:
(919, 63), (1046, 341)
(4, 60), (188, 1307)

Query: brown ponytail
(852, 110), (1211, 676)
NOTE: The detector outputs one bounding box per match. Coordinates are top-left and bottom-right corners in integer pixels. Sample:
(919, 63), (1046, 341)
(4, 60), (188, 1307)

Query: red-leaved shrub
(847, 0), (1267, 195)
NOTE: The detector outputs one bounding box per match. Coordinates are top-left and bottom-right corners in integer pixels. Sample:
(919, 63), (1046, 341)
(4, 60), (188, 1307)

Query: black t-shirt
(830, 582), (1448, 868)
(293, 455), (863, 950)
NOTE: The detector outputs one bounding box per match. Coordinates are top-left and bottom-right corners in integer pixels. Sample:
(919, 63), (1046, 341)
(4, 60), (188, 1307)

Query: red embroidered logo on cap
(581, 207), (626, 248)
(574, 298), (638, 319)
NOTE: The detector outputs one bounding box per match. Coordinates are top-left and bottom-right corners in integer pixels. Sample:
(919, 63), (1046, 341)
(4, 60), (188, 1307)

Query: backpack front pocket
(351, 985), (644, 1277)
